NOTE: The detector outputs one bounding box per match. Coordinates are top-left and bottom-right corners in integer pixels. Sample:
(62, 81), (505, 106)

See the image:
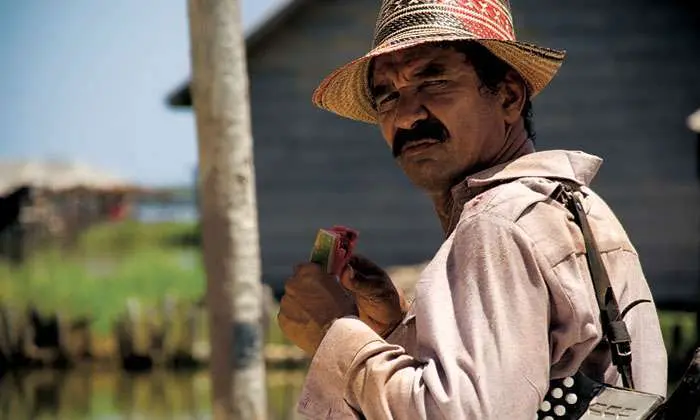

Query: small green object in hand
(309, 229), (338, 274)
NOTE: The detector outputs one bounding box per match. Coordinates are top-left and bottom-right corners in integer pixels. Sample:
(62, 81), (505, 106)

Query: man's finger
(346, 271), (395, 298)
(278, 294), (303, 322)
(339, 265), (355, 291)
(294, 262), (324, 277)
(349, 255), (386, 277)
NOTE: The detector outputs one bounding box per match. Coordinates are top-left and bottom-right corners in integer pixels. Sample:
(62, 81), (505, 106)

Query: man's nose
(394, 94), (428, 130)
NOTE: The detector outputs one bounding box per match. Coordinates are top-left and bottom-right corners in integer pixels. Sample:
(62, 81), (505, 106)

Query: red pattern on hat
(381, 0), (515, 41)
(436, 0), (514, 39)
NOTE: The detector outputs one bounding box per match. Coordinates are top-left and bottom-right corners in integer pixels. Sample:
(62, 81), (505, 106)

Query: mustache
(392, 118), (449, 158)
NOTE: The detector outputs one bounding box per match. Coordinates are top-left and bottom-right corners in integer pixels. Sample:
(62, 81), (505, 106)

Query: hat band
(374, 26), (475, 51)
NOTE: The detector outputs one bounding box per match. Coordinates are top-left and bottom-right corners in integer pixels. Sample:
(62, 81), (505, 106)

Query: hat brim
(312, 36), (566, 124)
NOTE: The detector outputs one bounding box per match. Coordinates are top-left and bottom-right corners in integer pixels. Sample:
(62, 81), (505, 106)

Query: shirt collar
(450, 149), (603, 210)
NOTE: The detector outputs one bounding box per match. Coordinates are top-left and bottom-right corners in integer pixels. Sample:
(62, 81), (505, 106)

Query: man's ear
(500, 70), (527, 125)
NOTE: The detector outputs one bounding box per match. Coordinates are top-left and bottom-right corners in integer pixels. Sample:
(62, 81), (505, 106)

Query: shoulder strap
(553, 184), (636, 390)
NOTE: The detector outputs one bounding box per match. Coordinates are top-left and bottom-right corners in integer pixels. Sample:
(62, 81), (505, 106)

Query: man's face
(371, 44), (513, 193)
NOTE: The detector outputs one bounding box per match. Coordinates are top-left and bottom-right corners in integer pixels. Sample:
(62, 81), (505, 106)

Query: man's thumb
(339, 265), (357, 292)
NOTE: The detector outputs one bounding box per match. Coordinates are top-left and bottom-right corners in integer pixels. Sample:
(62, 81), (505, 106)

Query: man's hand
(278, 263), (357, 355)
(340, 255), (408, 338)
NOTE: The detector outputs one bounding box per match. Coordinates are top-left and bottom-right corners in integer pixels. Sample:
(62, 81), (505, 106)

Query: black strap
(554, 184), (636, 390)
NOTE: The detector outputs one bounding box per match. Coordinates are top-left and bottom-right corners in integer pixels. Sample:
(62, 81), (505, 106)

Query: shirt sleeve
(299, 214), (563, 419)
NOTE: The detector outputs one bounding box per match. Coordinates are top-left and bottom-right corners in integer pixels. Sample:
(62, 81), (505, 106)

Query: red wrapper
(309, 225), (359, 276)
(328, 226), (359, 276)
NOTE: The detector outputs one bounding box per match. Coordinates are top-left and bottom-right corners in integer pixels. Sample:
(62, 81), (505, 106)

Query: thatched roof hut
(0, 161), (133, 196)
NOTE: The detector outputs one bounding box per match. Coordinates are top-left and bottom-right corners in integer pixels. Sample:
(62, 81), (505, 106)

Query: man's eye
(421, 80), (448, 89)
(377, 92), (399, 109)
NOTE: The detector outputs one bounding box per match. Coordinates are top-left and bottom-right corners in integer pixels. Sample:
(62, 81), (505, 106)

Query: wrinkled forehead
(370, 43), (465, 84)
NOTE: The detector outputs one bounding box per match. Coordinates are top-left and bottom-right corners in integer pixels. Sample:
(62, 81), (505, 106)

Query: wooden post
(187, 1), (267, 419)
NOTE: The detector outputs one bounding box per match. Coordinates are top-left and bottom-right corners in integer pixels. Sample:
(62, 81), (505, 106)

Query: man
(278, 0), (668, 418)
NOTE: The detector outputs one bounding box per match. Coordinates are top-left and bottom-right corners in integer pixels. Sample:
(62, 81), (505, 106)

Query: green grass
(0, 221), (205, 336)
(660, 311), (697, 358)
(78, 220), (197, 252)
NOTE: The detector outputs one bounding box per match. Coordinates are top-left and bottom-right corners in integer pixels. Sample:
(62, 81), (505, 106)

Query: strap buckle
(612, 341), (633, 358)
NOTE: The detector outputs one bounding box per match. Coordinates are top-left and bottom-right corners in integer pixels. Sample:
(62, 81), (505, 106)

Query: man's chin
(401, 167), (452, 193)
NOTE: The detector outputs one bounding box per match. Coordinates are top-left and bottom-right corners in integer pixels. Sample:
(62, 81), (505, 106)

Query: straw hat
(312, 0), (566, 124)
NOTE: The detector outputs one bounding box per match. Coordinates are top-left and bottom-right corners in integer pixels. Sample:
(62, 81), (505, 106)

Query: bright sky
(0, 0), (289, 186)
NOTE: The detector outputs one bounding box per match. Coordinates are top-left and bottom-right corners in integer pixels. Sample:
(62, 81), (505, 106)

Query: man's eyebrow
(369, 60), (446, 99)
(413, 62), (447, 79)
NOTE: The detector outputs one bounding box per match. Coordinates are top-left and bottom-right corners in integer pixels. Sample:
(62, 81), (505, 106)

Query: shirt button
(554, 405), (566, 416)
(565, 393), (578, 405)
(551, 388), (563, 399)
(540, 401), (551, 412)
(563, 377), (574, 388)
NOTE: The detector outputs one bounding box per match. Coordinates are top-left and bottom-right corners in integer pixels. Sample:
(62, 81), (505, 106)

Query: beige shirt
(298, 150), (667, 419)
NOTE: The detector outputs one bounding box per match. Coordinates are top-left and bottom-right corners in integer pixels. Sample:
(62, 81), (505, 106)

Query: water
(134, 202), (198, 224)
(0, 368), (306, 419)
